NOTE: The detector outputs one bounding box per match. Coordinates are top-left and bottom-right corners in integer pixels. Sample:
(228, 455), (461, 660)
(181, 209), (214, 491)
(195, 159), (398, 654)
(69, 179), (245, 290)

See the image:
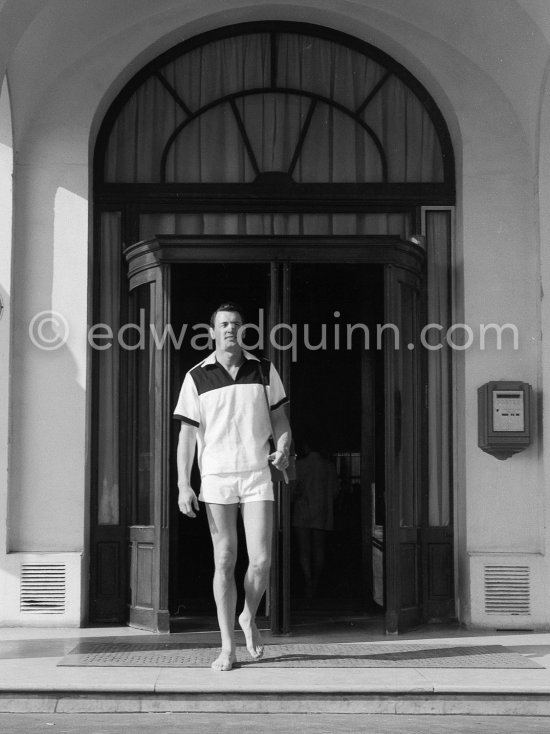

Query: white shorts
(199, 467), (274, 505)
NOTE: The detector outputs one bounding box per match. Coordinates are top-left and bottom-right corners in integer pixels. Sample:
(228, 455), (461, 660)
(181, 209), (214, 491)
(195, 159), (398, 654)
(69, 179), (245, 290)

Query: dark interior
(168, 262), (385, 625)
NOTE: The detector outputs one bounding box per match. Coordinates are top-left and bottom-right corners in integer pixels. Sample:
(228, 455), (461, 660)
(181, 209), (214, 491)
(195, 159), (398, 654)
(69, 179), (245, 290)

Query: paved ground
(1, 713), (550, 733)
(3, 620), (550, 715)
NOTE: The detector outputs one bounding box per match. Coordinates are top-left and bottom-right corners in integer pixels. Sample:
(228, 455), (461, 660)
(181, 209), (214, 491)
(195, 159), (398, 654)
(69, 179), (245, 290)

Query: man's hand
(178, 485), (200, 517)
(268, 449), (289, 471)
(270, 406), (291, 474)
(176, 423), (198, 516)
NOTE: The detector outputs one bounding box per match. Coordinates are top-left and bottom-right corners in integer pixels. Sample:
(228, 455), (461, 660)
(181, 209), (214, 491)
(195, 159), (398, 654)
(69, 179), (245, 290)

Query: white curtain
(97, 212), (121, 525)
(96, 217), (157, 527)
(138, 212), (412, 239)
(426, 210), (452, 527)
(104, 32), (443, 184)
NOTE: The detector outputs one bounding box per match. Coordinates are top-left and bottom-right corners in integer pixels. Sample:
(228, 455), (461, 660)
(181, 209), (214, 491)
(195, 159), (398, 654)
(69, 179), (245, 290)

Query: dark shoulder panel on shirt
(188, 356), (272, 395)
(188, 362), (233, 396)
(260, 357), (271, 384)
(237, 357), (271, 386)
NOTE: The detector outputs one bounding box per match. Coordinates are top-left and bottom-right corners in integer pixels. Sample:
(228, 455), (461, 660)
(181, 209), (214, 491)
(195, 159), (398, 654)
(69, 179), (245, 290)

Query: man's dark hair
(210, 302), (245, 328)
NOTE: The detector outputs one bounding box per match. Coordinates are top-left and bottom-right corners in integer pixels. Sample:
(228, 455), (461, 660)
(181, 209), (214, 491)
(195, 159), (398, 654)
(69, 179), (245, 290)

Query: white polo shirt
(173, 351), (288, 476)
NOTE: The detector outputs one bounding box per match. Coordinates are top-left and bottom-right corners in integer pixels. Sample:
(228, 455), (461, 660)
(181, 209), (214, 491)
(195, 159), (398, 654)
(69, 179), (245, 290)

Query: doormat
(57, 641), (543, 669)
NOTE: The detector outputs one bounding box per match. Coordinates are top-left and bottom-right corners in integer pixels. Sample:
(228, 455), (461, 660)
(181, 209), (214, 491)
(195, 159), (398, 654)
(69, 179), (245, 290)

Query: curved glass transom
(101, 28), (448, 185)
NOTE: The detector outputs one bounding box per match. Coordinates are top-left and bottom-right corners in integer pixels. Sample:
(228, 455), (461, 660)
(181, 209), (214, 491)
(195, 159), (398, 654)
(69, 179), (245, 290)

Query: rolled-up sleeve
(173, 373), (200, 427)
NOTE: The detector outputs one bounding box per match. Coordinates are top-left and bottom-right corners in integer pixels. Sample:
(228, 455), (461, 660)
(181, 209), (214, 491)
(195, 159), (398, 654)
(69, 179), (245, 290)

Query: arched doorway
(90, 22), (455, 634)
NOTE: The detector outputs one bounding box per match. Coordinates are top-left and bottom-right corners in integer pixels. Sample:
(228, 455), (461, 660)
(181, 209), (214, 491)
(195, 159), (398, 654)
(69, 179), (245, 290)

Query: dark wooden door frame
(124, 235), (425, 278)
(266, 261), (292, 635)
(126, 265), (172, 632)
(384, 263), (425, 634)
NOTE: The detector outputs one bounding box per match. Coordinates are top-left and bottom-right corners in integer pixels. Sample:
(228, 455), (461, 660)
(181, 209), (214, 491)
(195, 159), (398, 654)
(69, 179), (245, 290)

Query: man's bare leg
(205, 502), (239, 671)
(239, 500), (273, 660)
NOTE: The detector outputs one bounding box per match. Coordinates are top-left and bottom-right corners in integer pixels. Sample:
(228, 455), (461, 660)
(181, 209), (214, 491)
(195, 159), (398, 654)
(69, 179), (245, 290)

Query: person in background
(292, 437), (339, 601)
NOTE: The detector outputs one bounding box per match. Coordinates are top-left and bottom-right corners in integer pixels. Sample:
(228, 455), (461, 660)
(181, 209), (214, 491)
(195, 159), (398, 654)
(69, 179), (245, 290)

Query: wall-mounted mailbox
(478, 381), (532, 460)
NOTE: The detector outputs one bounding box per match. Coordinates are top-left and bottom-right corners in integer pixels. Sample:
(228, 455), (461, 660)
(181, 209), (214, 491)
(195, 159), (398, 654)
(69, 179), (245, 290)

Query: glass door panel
(134, 283), (154, 527)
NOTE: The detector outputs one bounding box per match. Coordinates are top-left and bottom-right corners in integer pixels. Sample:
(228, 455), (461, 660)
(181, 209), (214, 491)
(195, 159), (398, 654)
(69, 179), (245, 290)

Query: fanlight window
(101, 29), (447, 185)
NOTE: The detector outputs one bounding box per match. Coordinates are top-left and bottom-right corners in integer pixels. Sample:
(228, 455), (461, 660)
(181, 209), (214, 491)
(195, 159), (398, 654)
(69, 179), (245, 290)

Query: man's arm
(177, 422), (200, 517)
(269, 405), (291, 470)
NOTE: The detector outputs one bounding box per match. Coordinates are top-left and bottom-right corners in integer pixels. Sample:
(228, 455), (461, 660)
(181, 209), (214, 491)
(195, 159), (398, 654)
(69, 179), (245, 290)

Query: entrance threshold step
(3, 692), (550, 716)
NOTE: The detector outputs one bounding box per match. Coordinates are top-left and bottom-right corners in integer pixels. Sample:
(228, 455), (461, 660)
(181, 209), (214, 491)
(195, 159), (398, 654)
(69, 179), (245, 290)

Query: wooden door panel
(135, 545), (154, 608)
(124, 272), (171, 633)
(428, 543), (451, 597)
(95, 542), (120, 599)
(128, 526), (155, 627)
(400, 542), (420, 608)
(384, 264), (424, 633)
(91, 533), (124, 620)
(422, 527), (454, 619)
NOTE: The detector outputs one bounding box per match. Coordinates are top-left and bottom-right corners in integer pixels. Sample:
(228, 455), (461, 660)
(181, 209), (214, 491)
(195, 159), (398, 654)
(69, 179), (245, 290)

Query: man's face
(210, 310), (243, 348)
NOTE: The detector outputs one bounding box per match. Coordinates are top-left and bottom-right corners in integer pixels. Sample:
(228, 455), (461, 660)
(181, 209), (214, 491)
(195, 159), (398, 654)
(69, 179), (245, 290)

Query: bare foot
(238, 612), (264, 660)
(211, 649), (236, 671)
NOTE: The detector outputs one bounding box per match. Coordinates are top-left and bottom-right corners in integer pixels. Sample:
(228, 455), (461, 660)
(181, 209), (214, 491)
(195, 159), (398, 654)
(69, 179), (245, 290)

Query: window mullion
(288, 98), (317, 179)
(356, 71), (391, 116)
(229, 99), (260, 178)
(154, 72), (192, 117)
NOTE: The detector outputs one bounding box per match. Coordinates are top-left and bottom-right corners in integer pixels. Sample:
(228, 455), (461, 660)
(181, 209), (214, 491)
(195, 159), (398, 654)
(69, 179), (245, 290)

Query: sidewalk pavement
(1, 618), (550, 715)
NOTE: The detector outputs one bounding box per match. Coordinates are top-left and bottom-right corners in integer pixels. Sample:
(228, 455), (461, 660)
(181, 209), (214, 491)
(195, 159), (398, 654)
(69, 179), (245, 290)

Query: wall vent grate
(20, 563), (66, 614)
(484, 565), (530, 615)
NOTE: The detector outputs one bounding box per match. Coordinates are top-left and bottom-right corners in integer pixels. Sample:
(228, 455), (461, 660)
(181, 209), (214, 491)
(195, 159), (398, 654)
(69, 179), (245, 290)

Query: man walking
(174, 303), (291, 671)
